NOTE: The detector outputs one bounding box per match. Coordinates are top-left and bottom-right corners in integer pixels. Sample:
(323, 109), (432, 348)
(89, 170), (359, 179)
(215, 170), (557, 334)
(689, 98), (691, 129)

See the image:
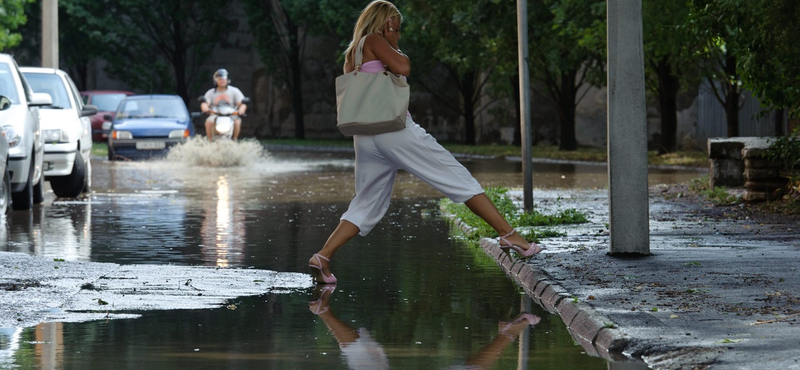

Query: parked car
(107, 94), (194, 160)
(0, 103), (11, 215)
(0, 53), (52, 210)
(80, 90), (133, 142)
(21, 67), (97, 197)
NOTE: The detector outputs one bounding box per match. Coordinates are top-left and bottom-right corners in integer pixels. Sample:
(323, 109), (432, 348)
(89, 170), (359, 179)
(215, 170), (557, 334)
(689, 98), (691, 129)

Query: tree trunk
(775, 108), (784, 136)
(557, 70), (577, 151)
(723, 55), (740, 137)
(656, 57), (679, 154)
(461, 72), (476, 145)
(171, 16), (189, 107)
(288, 22), (305, 139)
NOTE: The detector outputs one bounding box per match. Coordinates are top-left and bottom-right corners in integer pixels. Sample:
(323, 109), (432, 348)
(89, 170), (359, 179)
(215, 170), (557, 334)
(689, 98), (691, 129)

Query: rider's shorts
(207, 114), (241, 123)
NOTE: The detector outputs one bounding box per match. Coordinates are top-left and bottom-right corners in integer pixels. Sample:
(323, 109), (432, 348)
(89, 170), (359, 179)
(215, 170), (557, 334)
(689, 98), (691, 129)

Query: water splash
(165, 137), (271, 167)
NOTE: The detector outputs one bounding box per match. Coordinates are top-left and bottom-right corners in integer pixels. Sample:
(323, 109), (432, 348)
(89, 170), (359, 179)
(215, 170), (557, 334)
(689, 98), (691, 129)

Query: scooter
(198, 97), (249, 140)
(208, 103), (240, 140)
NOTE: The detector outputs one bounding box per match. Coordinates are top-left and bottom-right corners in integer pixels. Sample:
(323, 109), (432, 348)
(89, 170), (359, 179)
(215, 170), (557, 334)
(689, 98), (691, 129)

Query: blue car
(107, 95), (194, 160)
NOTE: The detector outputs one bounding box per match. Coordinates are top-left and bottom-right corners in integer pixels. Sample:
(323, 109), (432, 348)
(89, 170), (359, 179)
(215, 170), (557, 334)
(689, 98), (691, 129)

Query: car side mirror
(0, 95), (10, 111)
(30, 92), (53, 107)
(103, 114), (113, 121)
(81, 104), (98, 117)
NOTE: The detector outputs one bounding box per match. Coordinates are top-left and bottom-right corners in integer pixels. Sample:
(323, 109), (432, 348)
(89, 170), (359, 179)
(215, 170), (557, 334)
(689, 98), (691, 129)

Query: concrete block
(707, 138), (745, 159)
(594, 327), (629, 354)
(743, 168), (781, 180)
(568, 327), (599, 357)
(709, 158), (744, 187)
(569, 309), (613, 347)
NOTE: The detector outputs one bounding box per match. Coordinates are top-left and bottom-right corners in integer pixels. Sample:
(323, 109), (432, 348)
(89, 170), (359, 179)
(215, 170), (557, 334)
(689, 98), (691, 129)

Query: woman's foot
(309, 253), (337, 284)
(498, 313), (541, 340)
(309, 285), (336, 315)
(498, 229), (543, 258)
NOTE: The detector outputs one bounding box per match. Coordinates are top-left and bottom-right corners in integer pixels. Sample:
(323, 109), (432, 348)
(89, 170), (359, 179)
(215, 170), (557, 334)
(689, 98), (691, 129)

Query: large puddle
(0, 143), (689, 368)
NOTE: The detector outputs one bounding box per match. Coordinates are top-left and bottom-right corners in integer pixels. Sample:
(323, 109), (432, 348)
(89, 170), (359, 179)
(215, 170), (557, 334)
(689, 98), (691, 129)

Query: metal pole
(42, 0), (59, 69)
(607, 0), (649, 254)
(517, 0), (533, 211)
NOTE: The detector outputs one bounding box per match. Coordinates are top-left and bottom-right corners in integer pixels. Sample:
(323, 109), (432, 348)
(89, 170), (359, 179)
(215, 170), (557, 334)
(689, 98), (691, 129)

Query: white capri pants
(341, 117), (484, 236)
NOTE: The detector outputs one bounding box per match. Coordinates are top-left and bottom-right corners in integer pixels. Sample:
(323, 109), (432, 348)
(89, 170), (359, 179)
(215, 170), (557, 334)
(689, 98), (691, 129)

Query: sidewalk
(454, 186), (800, 370)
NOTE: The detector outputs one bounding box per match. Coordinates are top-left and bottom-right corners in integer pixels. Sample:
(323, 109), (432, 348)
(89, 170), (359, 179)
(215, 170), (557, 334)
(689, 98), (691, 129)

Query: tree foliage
(60, 0), (235, 105)
(400, 0), (514, 145)
(527, 0), (606, 151)
(643, 0), (696, 153)
(0, 0), (33, 51)
(241, 0), (362, 139)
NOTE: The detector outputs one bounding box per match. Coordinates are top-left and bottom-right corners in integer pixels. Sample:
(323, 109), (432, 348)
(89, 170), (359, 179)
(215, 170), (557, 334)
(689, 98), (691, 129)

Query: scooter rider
(200, 68), (247, 141)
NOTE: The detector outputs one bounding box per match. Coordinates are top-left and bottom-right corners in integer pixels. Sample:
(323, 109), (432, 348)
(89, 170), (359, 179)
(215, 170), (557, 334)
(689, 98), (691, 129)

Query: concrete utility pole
(42, 0), (59, 69)
(606, 0), (650, 255)
(517, 0), (533, 211)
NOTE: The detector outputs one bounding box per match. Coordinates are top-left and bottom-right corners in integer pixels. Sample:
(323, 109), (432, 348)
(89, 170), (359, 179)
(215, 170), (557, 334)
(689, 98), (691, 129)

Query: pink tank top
(358, 60), (411, 119)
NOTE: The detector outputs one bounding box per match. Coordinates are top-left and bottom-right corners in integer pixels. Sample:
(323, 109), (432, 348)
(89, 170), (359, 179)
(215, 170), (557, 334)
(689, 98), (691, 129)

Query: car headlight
(101, 121), (112, 130)
(169, 129), (189, 139)
(44, 129), (70, 143)
(2, 125), (20, 147)
(112, 130), (133, 140)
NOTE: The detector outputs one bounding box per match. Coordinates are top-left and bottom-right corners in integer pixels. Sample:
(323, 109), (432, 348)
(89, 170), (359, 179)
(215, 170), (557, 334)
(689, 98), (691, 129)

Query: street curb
(450, 217), (630, 361)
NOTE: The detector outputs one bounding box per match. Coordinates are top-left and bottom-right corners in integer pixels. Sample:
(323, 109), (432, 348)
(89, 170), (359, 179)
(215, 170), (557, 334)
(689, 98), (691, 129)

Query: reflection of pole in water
(34, 322), (63, 369)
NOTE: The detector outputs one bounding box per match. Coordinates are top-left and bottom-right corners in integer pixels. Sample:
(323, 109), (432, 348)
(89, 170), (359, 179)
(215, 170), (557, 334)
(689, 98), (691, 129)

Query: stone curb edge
(449, 216), (631, 361)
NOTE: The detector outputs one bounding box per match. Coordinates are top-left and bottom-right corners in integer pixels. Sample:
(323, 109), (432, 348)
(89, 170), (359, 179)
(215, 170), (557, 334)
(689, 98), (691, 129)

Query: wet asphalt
(459, 187), (800, 370)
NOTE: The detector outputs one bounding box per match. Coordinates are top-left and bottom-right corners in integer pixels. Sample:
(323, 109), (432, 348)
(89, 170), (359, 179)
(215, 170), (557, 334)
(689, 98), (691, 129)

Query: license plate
(136, 141), (166, 150)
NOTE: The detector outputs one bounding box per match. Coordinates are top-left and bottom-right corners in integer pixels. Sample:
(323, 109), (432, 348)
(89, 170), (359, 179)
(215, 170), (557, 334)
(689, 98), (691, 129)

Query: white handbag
(335, 35), (409, 136)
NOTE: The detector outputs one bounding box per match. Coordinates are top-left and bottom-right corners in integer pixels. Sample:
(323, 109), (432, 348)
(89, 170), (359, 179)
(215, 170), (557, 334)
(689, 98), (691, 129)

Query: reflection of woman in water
(309, 286), (540, 369)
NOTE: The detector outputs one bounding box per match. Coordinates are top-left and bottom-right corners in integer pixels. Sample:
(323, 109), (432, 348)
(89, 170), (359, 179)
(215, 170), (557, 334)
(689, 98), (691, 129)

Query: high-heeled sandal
(309, 284), (336, 315)
(498, 313), (541, 340)
(309, 253), (338, 284)
(498, 229), (542, 259)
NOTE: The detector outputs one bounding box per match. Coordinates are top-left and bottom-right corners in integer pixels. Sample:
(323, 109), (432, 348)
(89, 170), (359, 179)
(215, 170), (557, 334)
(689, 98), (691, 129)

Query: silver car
(0, 54), (51, 210)
(21, 67), (96, 197)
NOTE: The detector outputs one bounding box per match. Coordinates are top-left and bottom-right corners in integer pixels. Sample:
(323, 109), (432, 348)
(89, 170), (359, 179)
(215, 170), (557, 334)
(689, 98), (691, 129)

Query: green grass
(439, 187), (589, 243)
(92, 143), (108, 157)
(262, 138), (707, 168)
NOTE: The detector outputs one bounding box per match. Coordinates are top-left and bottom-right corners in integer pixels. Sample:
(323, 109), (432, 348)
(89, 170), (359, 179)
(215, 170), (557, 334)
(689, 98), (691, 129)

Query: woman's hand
(382, 19), (400, 51)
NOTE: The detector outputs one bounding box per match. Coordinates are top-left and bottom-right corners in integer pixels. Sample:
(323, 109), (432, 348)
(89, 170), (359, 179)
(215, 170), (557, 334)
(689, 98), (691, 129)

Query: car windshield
(117, 97), (187, 119)
(0, 63), (20, 104)
(23, 73), (72, 109)
(91, 93), (128, 111)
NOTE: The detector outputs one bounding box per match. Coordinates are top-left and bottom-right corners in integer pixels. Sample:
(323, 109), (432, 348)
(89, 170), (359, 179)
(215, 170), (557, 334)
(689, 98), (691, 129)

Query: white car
(0, 54), (52, 210)
(21, 67), (96, 197)
(0, 107), (10, 215)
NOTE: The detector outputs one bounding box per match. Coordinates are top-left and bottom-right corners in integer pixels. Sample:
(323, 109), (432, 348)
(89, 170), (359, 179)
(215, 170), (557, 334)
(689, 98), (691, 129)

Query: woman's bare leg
(464, 193), (532, 250)
(309, 220), (360, 278)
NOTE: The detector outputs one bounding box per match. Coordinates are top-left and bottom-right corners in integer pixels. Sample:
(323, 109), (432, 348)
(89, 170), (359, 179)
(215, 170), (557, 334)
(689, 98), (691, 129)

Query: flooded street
(1, 144), (701, 369)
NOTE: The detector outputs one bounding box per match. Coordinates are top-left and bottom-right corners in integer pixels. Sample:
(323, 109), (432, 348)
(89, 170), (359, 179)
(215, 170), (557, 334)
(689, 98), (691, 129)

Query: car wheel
(51, 153), (86, 198)
(0, 165), (10, 215)
(12, 157), (35, 210)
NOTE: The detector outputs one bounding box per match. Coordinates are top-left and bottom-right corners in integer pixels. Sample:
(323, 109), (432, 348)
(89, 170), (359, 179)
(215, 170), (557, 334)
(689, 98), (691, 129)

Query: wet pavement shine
(0, 145), (703, 369)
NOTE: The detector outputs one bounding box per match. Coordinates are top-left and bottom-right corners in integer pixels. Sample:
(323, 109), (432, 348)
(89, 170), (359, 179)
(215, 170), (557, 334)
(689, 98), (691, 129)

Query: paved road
(462, 186), (800, 370)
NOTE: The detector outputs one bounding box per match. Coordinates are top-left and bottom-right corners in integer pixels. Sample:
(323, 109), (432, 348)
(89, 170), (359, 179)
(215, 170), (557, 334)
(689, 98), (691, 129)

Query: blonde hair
(344, 1), (403, 66)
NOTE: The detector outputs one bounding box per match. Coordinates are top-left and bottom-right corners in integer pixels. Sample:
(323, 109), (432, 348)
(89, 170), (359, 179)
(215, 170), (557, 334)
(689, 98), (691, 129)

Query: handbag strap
(353, 35), (369, 72)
